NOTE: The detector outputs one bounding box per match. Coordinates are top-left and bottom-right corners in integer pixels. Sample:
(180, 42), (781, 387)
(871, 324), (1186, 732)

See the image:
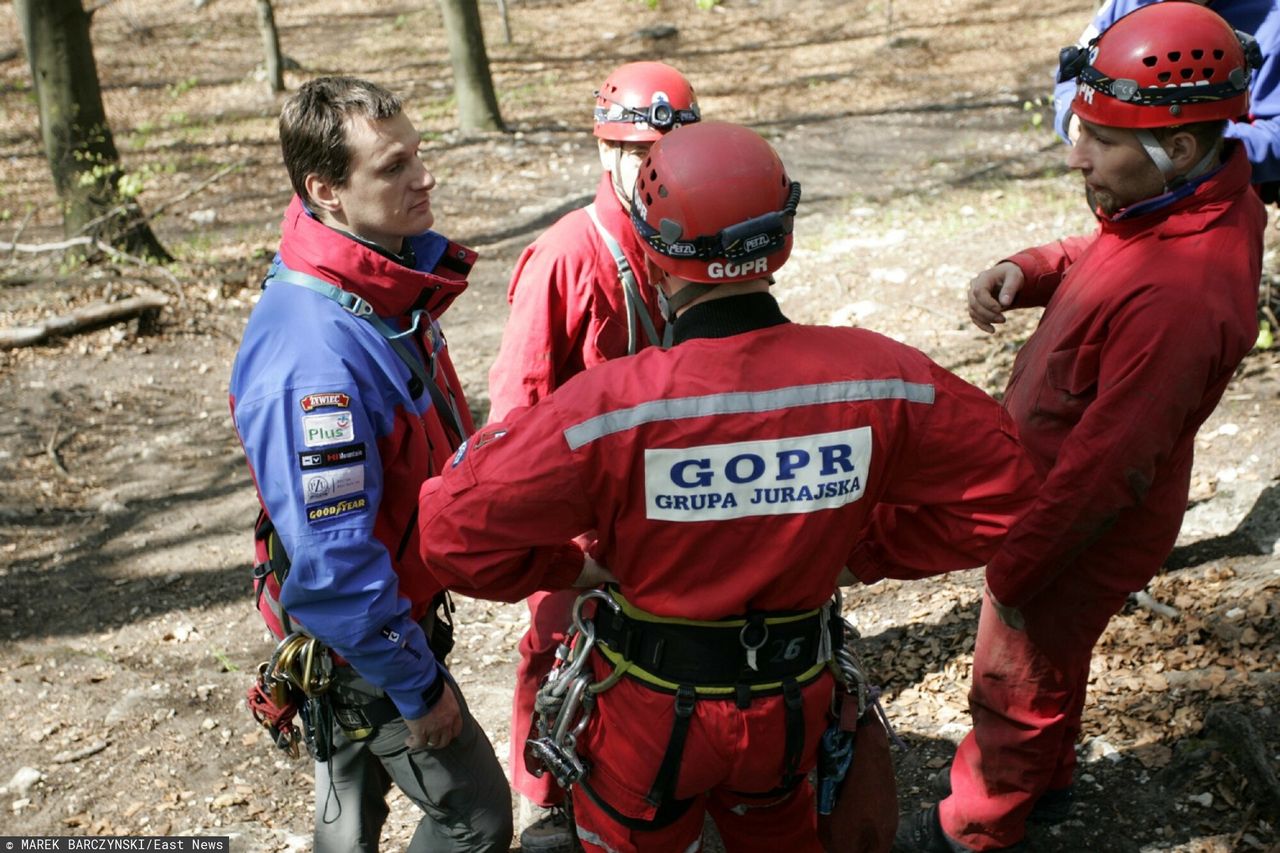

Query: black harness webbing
(582, 591), (831, 829)
(646, 684), (696, 808)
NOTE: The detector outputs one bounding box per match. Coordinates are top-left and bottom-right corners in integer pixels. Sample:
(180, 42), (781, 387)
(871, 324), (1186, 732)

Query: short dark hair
(1153, 119), (1228, 156)
(279, 77), (402, 206)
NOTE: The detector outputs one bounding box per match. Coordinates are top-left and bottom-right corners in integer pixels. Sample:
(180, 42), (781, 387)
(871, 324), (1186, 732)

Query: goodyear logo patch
(299, 392), (351, 412)
(644, 427), (872, 522)
(306, 493), (369, 523)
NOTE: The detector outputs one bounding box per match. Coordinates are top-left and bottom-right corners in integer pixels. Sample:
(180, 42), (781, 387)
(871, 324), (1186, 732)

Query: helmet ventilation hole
(1191, 49), (1204, 60)
(1202, 68), (1214, 78)
(1213, 49), (1224, 60)
(1167, 51), (1181, 61)
(1158, 71), (1172, 82)
(1143, 55), (1157, 67)
(658, 185), (668, 198)
(1180, 68), (1194, 79)
(645, 192), (653, 206)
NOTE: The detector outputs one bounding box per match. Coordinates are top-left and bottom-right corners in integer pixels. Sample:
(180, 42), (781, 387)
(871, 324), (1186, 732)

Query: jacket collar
(1099, 142), (1254, 240)
(276, 195), (477, 318)
(672, 291), (790, 344)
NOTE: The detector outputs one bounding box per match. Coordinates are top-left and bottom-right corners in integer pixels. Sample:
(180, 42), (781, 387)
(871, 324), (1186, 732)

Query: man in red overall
(486, 61), (699, 852)
(421, 121), (1041, 853)
(896, 5), (1266, 851)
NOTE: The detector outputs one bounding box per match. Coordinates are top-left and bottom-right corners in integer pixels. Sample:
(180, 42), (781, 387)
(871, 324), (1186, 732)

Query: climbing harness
(527, 585), (840, 830)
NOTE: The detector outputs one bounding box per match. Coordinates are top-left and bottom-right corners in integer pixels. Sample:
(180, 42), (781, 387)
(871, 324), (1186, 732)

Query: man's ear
(1165, 129), (1203, 173)
(644, 255), (668, 292)
(304, 173), (343, 216)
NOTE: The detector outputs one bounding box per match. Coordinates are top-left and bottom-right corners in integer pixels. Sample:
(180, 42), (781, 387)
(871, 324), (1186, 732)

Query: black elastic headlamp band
(1057, 28), (1259, 103)
(594, 94), (701, 132)
(632, 181), (802, 263)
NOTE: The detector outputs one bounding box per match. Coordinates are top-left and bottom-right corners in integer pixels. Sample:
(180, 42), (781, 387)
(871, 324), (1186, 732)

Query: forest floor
(0, 0), (1278, 851)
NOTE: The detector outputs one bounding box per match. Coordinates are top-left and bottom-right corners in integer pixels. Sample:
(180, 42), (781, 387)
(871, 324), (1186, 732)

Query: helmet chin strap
(1134, 129), (1220, 191)
(658, 281), (714, 323)
(610, 146), (633, 211)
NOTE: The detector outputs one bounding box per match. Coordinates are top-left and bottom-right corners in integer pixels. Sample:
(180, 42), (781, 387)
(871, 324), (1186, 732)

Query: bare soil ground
(0, 1), (1277, 851)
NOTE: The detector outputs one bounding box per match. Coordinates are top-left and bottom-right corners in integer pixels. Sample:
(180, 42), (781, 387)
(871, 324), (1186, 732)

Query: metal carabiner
(571, 587), (621, 637)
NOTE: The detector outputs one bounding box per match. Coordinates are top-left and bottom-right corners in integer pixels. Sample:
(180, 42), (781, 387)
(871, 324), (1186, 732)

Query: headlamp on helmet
(1058, 3), (1258, 128)
(632, 181), (801, 263)
(594, 92), (701, 134)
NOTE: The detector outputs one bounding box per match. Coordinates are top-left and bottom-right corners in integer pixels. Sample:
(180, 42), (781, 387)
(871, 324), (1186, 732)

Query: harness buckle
(740, 615), (768, 672)
(347, 295), (374, 318)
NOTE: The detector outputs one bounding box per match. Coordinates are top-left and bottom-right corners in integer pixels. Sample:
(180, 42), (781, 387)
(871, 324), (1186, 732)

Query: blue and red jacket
(230, 196), (476, 720)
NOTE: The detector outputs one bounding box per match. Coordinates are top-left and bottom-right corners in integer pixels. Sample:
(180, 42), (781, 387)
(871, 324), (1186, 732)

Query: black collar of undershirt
(671, 291), (790, 345)
(327, 224), (418, 269)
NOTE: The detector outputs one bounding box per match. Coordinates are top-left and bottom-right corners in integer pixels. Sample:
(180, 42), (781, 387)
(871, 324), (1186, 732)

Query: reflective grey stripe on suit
(563, 379), (936, 451)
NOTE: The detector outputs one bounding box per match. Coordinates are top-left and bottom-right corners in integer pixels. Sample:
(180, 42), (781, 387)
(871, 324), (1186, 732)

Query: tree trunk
(15, 0), (170, 260)
(437, 0), (505, 133)
(255, 0), (285, 94)
(496, 0), (512, 44)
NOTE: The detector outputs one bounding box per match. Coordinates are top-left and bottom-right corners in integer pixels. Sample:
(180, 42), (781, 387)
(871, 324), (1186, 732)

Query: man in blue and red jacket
(229, 77), (511, 853)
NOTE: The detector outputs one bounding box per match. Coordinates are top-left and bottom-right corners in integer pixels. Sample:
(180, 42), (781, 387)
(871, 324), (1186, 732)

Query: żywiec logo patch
(300, 392), (351, 412)
(302, 411), (355, 447)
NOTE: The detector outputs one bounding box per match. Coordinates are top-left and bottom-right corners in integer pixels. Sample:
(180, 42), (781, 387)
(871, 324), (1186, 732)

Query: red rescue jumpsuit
(940, 144), (1265, 850)
(488, 173), (666, 807)
(424, 293), (1040, 852)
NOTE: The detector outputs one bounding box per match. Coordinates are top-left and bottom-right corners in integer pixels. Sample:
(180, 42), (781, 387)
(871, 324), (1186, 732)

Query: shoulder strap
(584, 204), (671, 354)
(264, 264), (468, 444)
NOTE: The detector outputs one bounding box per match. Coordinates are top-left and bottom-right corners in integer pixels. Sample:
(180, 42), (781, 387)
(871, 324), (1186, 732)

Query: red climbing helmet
(631, 121), (799, 284)
(1058, 2), (1260, 129)
(594, 62), (700, 143)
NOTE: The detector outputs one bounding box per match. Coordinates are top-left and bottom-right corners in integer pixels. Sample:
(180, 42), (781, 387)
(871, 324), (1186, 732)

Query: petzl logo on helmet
(300, 392), (351, 412)
(667, 242), (697, 256)
(744, 234), (771, 253)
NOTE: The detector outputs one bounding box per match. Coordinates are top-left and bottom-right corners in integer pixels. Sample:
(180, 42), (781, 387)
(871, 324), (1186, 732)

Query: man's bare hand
(404, 681), (463, 750)
(968, 261), (1025, 333)
(574, 555), (618, 588)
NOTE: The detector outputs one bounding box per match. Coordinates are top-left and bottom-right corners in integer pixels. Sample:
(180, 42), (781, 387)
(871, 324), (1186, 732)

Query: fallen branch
(46, 419), (75, 479)
(74, 158), (250, 239)
(1131, 589), (1180, 620)
(52, 740), (110, 764)
(0, 293), (169, 349)
(1, 236), (95, 254)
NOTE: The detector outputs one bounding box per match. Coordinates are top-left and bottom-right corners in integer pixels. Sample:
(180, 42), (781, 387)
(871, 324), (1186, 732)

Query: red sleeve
(1006, 233), (1096, 308)
(847, 361), (1040, 584)
(985, 288), (1221, 607)
(419, 402), (591, 602)
(487, 233), (592, 423)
